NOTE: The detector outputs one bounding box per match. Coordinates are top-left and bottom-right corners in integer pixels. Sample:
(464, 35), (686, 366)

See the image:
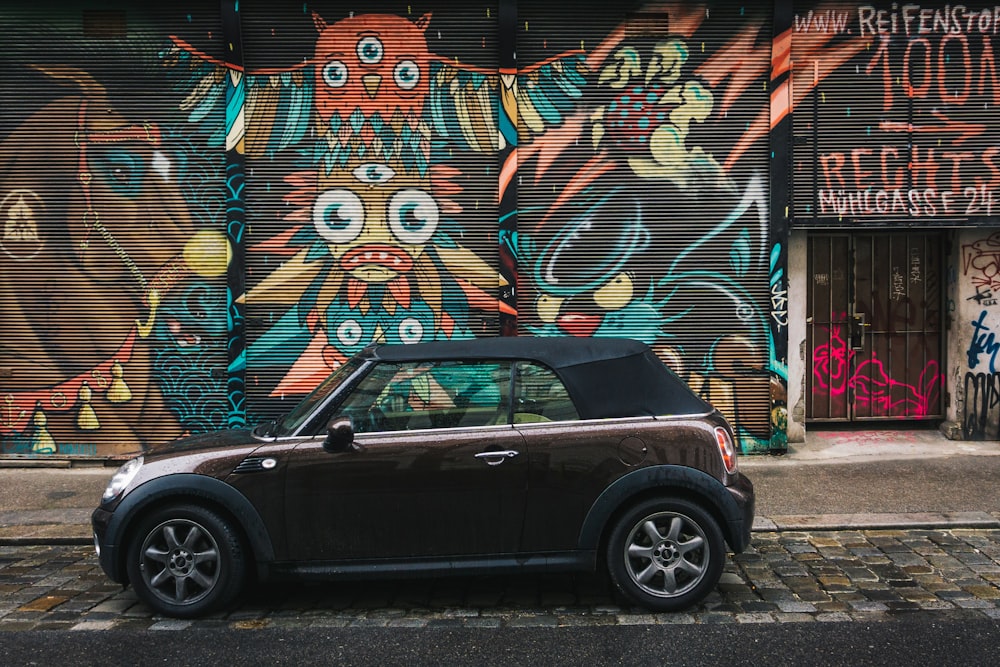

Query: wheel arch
(578, 465), (747, 556)
(103, 474), (275, 583)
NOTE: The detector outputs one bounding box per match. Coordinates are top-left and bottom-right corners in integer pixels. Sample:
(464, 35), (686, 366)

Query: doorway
(806, 233), (945, 421)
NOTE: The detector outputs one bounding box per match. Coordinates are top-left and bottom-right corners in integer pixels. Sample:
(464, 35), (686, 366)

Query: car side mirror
(323, 415), (356, 453)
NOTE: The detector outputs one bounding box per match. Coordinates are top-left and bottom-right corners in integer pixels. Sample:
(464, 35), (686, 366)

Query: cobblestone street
(2, 528), (1000, 631)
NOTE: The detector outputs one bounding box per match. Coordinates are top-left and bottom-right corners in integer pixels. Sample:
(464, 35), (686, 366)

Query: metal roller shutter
(791, 1), (999, 226)
(513, 1), (774, 449)
(0, 3), (228, 459)
(237, 3), (503, 421)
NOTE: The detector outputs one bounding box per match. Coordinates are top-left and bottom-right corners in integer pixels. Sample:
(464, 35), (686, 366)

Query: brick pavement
(2, 528), (1000, 630)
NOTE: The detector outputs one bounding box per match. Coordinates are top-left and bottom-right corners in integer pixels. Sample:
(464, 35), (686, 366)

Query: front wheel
(606, 497), (725, 612)
(126, 504), (247, 618)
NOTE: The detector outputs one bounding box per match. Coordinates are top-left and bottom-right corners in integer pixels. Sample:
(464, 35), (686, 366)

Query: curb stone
(4, 511), (1000, 546)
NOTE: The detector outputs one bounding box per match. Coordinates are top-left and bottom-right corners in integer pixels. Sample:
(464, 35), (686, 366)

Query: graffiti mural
(1, 2), (789, 457)
(509, 3), (777, 450)
(791, 1), (1000, 224)
(166, 2), (785, 446)
(165, 6), (507, 419)
(794, 5), (965, 427)
(0, 10), (230, 458)
(769, 241), (790, 449)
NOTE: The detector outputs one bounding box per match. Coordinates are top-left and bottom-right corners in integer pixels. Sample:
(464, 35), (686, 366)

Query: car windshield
(272, 355), (367, 436)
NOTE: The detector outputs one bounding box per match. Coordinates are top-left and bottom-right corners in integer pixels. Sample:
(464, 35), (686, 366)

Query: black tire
(606, 497), (725, 612)
(126, 503), (247, 618)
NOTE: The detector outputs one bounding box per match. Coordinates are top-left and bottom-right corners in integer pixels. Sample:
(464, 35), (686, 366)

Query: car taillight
(715, 426), (737, 474)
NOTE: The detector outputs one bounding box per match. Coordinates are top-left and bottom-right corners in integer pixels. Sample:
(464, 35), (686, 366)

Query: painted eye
(322, 60), (348, 88)
(356, 36), (384, 65)
(352, 163), (397, 185)
(313, 189), (365, 244)
(336, 319), (364, 347)
(593, 272), (635, 311)
(93, 148), (144, 197)
(736, 301), (756, 322)
(393, 60), (420, 90)
(398, 317), (424, 344)
(536, 294), (564, 324)
(387, 189), (438, 245)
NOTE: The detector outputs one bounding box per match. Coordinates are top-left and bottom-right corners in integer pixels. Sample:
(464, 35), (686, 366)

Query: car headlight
(102, 457), (143, 503)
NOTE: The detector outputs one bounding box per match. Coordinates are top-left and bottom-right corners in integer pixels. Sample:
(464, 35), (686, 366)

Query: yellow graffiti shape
(599, 47), (643, 89)
(646, 39), (688, 86)
(517, 76), (547, 133)
(630, 81), (725, 187)
(670, 80), (713, 133)
(183, 229), (232, 279)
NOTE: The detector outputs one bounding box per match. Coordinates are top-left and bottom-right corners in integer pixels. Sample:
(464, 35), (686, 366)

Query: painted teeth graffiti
(243, 157), (498, 396)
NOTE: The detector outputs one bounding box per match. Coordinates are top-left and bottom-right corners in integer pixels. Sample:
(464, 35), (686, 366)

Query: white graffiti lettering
(818, 187), (995, 217)
(858, 4), (1000, 36)
(771, 281), (789, 328)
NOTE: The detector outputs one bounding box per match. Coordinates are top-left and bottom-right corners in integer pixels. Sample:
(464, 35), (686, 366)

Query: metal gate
(806, 233), (944, 421)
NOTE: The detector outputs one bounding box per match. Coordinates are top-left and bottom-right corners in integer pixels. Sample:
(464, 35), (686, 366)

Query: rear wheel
(606, 497), (725, 612)
(126, 504), (247, 618)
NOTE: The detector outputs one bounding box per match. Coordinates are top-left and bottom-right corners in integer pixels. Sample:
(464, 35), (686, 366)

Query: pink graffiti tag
(812, 325), (943, 418)
(811, 323), (851, 395)
(851, 357), (942, 418)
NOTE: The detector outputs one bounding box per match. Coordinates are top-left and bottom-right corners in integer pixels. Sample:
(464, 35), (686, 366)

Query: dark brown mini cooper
(92, 336), (754, 618)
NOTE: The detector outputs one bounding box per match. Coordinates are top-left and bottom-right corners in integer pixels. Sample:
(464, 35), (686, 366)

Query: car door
(281, 359), (529, 561)
(510, 360), (626, 552)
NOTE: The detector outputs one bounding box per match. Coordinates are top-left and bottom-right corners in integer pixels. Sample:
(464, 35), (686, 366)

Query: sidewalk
(2, 427), (999, 545)
(741, 427), (1000, 532)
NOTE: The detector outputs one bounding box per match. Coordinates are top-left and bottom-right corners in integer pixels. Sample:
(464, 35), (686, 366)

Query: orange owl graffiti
(310, 12), (433, 125)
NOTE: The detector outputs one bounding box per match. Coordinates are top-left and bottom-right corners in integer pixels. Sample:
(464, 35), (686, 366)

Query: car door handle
(474, 450), (520, 465)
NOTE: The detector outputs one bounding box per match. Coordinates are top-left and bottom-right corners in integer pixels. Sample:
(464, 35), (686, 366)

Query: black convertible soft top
(366, 336), (712, 419)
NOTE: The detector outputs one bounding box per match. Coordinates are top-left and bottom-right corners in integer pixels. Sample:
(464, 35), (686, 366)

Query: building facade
(0, 0), (997, 460)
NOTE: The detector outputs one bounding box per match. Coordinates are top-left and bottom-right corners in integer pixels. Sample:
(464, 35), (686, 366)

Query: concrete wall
(944, 229), (1000, 440)
(786, 230), (808, 443)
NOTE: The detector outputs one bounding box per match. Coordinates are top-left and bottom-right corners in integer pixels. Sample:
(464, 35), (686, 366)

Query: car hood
(146, 428), (259, 457)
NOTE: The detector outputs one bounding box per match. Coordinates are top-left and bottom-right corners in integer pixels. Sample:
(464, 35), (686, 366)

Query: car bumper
(91, 506), (124, 583)
(725, 472), (755, 553)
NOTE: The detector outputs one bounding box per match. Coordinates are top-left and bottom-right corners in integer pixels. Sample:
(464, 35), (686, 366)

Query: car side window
(338, 360), (512, 433)
(512, 361), (579, 423)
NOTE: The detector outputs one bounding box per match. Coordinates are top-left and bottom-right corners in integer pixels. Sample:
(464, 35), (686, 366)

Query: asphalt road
(2, 620), (998, 666)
